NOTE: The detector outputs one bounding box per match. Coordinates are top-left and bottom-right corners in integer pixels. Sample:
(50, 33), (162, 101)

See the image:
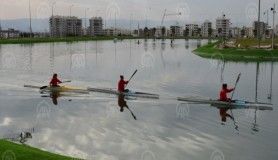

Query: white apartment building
(0, 28), (20, 38)
(216, 14), (230, 38)
(253, 21), (267, 38)
(245, 27), (254, 38)
(201, 21), (212, 38)
(49, 16), (82, 37)
(229, 27), (241, 38)
(170, 25), (182, 37)
(185, 24), (199, 37)
(89, 17), (103, 36)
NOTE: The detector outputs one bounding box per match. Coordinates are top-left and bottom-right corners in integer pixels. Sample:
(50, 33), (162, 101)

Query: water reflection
(117, 94), (137, 120)
(185, 39), (189, 50)
(268, 62), (274, 100)
(3, 128), (34, 144)
(0, 39), (277, 160)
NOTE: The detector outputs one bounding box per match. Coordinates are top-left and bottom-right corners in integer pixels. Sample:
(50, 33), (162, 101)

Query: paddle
(126, 106), (137, 120)
(229, 73), (241, 131)
(230, 73), (241, 101)
(125, 69), (138, 88)
(40, 80), (72, 90)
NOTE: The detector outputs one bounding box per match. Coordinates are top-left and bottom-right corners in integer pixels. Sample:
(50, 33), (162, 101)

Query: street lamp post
(258, 0), (261, 48)
(271, 4), (276, 50)
(51, 2), (56, 37)
(29, 0), (33, 38)
(69, 5), (74, 17)
(85, 8), (89, 36)
(51, 2), (56, 17)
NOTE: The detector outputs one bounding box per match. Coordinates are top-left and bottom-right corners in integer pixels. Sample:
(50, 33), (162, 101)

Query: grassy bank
(236, 38), (278, 48)
(0, 140), (76, 160)
(0, 36), (213, 44)
(0, 36), (135, 44)
(194, 41), (278, 62)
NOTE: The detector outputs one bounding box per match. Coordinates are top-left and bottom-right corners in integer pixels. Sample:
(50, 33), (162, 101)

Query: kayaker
(118, 75), (129, 92)
(219, 83), (234, 102)
(50, 73), (62, 87)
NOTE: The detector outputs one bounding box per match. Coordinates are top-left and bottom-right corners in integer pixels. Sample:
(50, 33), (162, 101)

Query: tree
(171, 27), (176, 37)
(241, 29), (246, 38)
(197, 28), (201, 38)
(143, 27), (149, 38)
(184, 28), (189, 38)
(218, 28), (222, 37)
(161, 27), (166, 38)
(208, 28), (213, 38)
(151, 28), (156, 38)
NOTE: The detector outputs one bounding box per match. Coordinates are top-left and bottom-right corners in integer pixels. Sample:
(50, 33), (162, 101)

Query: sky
(0, 0), (277, 27)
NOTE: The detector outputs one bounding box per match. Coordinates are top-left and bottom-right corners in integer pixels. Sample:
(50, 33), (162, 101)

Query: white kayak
(177, 97), (274, 110)
(87, 87), (159, 99)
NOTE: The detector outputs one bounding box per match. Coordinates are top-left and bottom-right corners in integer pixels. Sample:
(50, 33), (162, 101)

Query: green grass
(194, 41), (278, 62)
(0, 140), (78, 160)
(235, 38), (278, 48)
(0, 36), (135, 44)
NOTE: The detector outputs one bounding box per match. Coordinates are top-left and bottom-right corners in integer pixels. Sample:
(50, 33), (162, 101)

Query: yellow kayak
(24, 85), (89, 94)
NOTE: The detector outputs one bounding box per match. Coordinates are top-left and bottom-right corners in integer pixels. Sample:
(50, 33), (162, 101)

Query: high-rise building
(170, 26), (182, 37)
(185, 24), (199, 37)
(253, 21), (267, 38)
(216, 14), (230, 38)
(0, 28), (20, 38)
(89, 17), (103, 36)
(49, 16), (82, 37)
(229, 27), (241, 38)
(201, 21), (212, 38)
(245, 27), (254, 38)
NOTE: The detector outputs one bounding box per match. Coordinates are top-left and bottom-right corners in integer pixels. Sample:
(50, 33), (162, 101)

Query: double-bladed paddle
(230, 73), (241, 131)
(126, 106), (137, 120)
(230, 73), (241, 101)
(40, 80), (72, 90)
(125, 69), (138, 88)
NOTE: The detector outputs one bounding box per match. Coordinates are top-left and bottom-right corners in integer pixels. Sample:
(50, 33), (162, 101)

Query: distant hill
(0, 18), (190, 32)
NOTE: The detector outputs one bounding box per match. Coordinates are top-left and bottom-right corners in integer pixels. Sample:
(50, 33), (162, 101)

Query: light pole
(271, 4), (276, 50)
(51, 2), (56, 37)
(264, 10), (269, 25)
(51, 2), (56, 17)
(29, 0), (33, 38)
(258, 0), (261, 48)
(85, 8), (89, 36)
(69, 5), (74, 17)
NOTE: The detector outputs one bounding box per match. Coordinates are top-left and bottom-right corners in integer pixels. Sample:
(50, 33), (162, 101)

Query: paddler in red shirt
(219, 83), (234, 102)
(219, 83), (235, 122)
(49, 73), (62, 87)
(118, 75), (129, 92)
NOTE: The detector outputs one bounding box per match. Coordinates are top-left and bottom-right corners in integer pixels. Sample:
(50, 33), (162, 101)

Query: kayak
(87, 87), (159, 99)
(177, 97), (274, 110)
(24, 85), (89, 94)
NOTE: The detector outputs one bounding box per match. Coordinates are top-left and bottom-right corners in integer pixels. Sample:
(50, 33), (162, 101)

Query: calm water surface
(0, 39), (277, 160)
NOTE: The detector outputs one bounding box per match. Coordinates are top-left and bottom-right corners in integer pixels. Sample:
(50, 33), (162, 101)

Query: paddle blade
(236, 73), (241, 83)
(62, 80), (72, 83)
(128, 69), (138, 81)
(40, 86), (48, 90)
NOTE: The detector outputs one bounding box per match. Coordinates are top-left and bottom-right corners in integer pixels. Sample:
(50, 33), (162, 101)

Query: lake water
(0, 39), (277, 160)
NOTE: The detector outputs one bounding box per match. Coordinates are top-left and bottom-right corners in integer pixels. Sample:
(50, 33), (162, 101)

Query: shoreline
(0, 140), (77, 160)
(0, 36), (209, 45)
(194, 41), (278, 62)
